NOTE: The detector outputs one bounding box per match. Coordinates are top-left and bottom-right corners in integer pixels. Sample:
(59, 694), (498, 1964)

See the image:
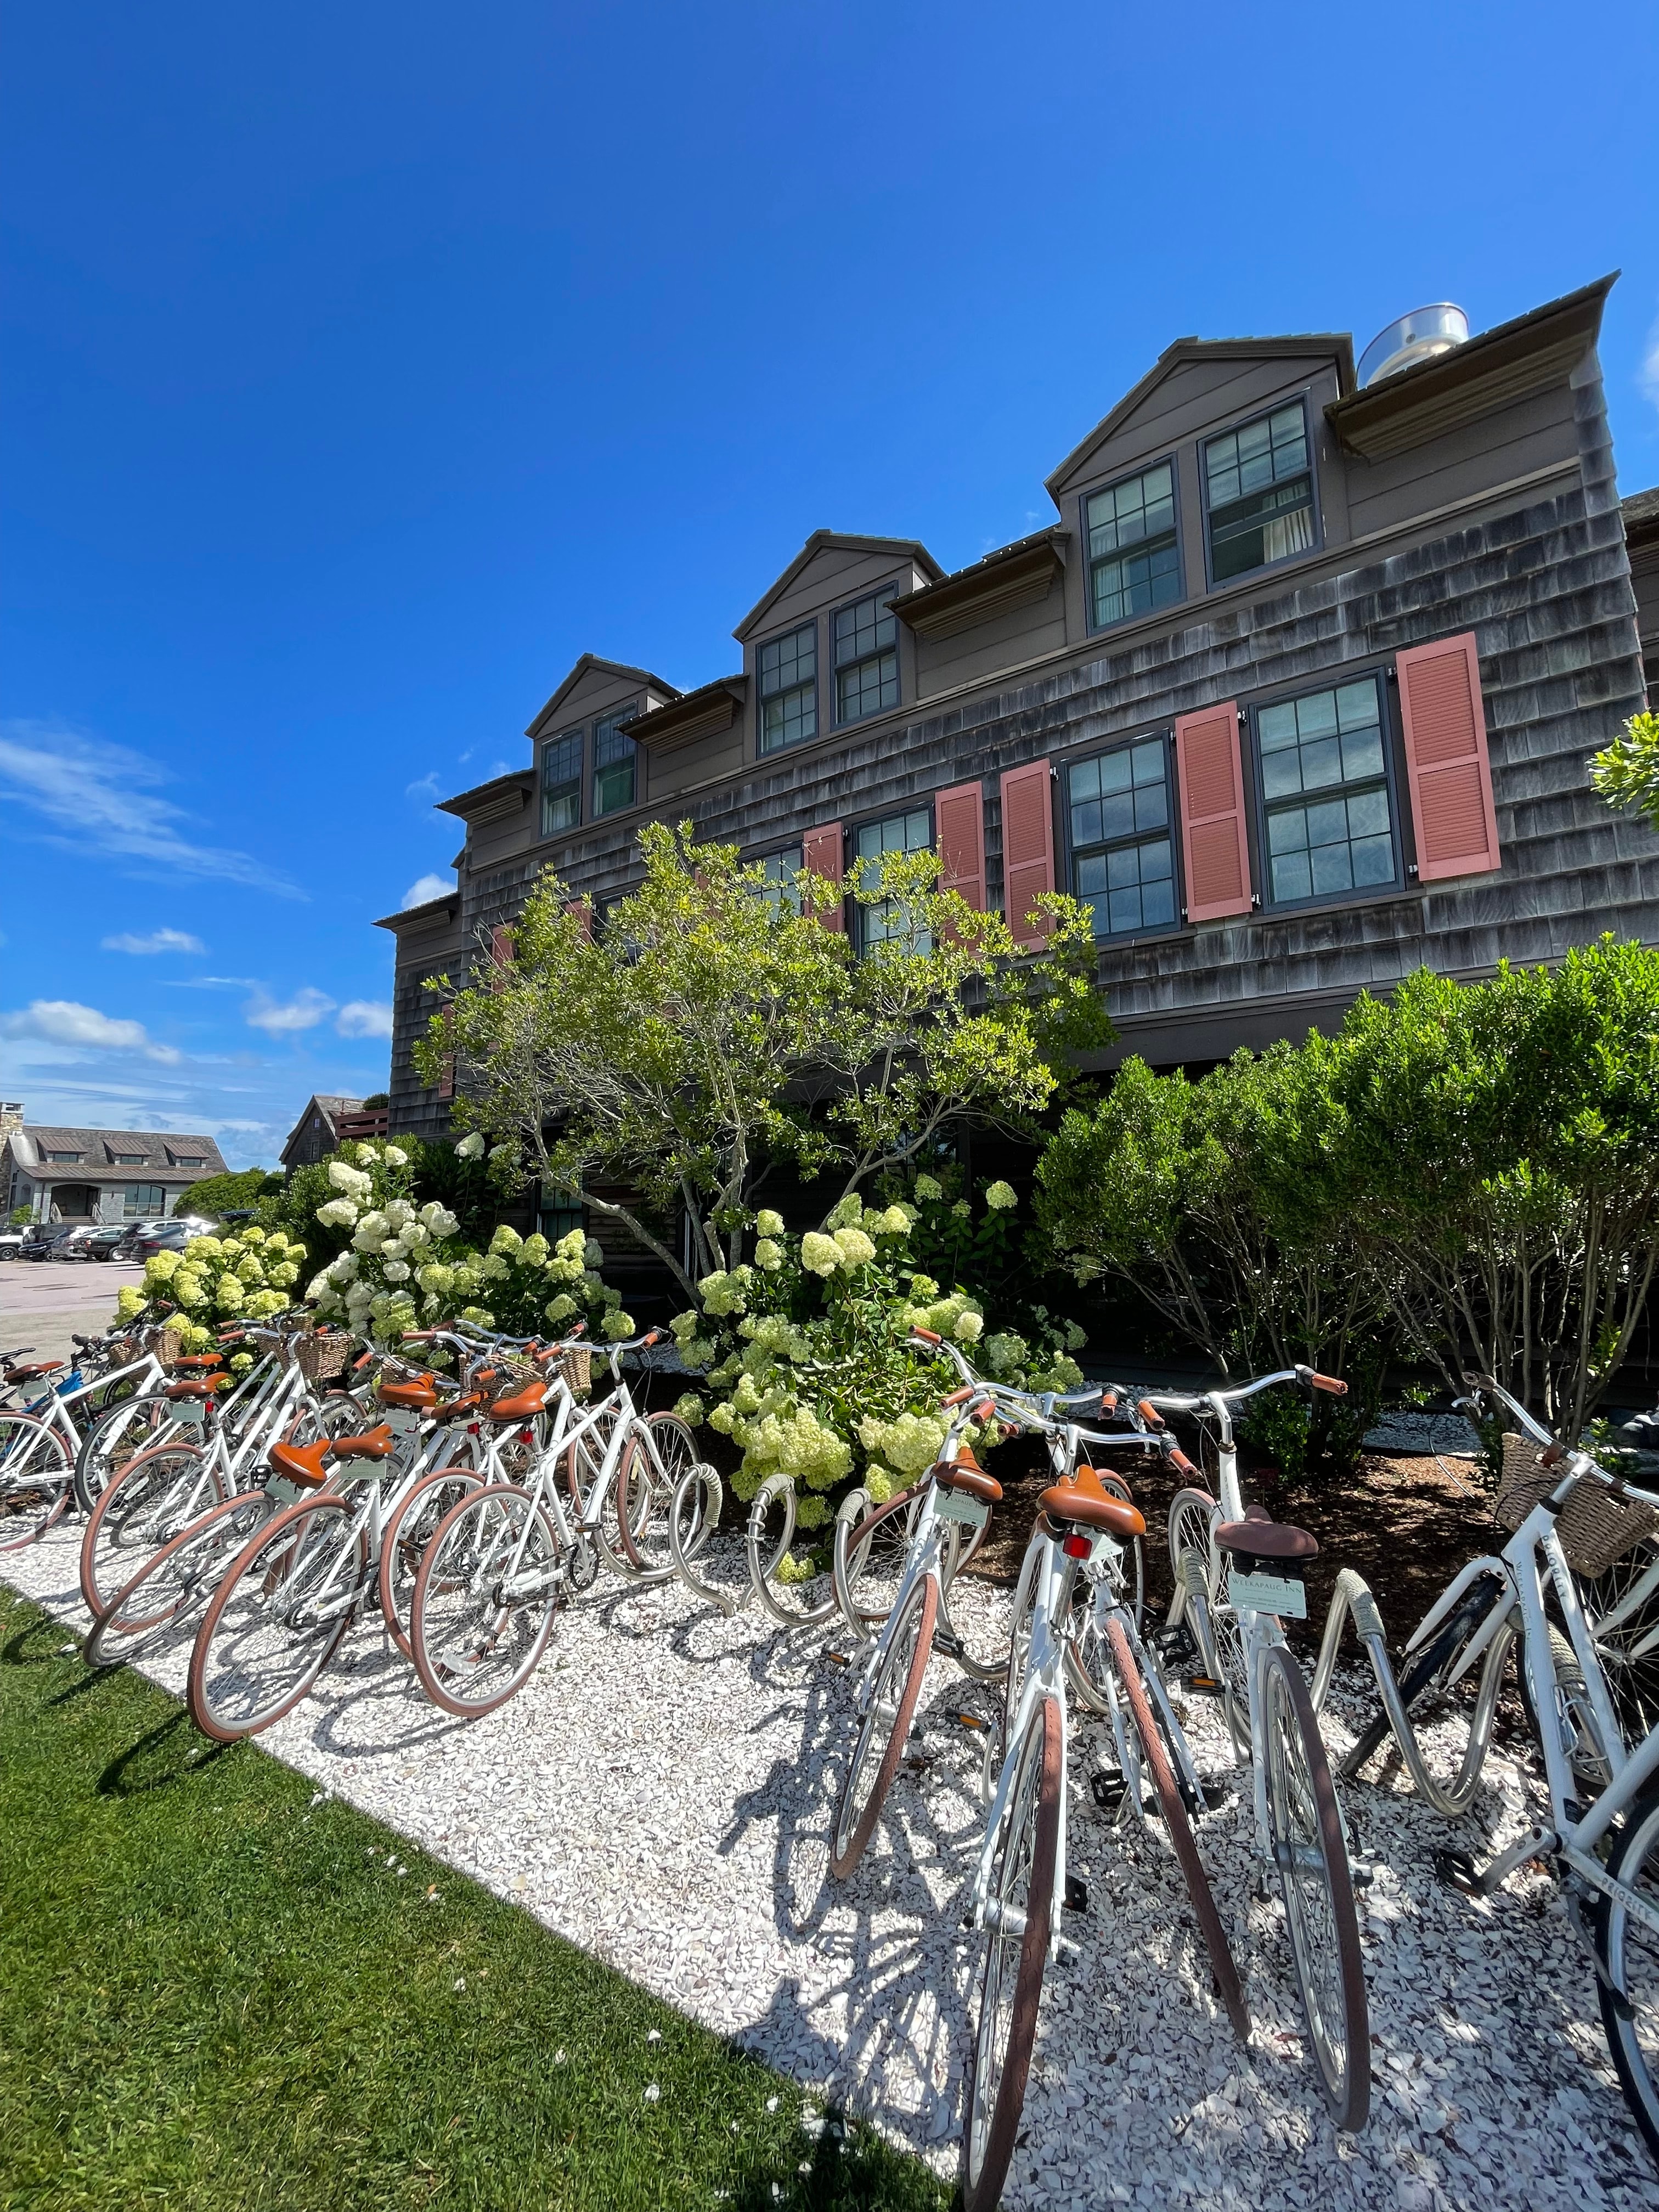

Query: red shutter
(801, 821), (844, 931)
(935, 781), (986, 911)
(490, 924), (514, 966)
(1395, 632), (1500, 883)
(998, 761), (1056, 946)
(437, 1002), (454, 1101)
(1175, 702), (1251, 922)
(563, 899), (592, 940)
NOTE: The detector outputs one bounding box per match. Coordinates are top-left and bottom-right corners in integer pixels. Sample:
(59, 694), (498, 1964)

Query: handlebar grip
(352, 1351), (374, 1372)
(1100, 1390), (1119, 1413)
(1168, 1446), (1197, 1476)
(1296, 1365), (1347, 1396)
(403, 1330), (435, 1343)
(1541, 1443), (1567, 1468)
(642, 1330), (659, 1347)
(911, 1326), (942, 1345)
(1136, 1398), (1165, 1430)
(569, 1322), (587, 1338)
(972, 1398), (996, 1423)
(941, 1385), (973, 1407)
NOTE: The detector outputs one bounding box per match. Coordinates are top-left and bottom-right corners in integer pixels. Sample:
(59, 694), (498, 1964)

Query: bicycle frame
(969, 1527), (1073, 1958)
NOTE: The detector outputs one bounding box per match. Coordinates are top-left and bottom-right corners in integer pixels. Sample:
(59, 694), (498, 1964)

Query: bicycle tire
(86, 1489), (274, 1665)
(830, 1572), (937, 1880)
(832, 1486), (919, 1637)
(80, 1442), (228, 1617)
(1260, 1641), (1369, 2130)
(614, 1413), (696, 1582)
(376, 1458), (486, 1660)
(961, 1692), (1060, 2212)
(0, 1412), (73, 1551)
(746, 1472), (838, 1628)
(1105, 1614), (1249, 2039)
(72, 1391), (176, 1515)
(1579, 1541), (1659, 1745)
(1592, 1786), (1659, 2162)
(188, 1494), (362, 1741)
(410, 1482), (563, 1718)
(1166, 1485), (1220, 1628)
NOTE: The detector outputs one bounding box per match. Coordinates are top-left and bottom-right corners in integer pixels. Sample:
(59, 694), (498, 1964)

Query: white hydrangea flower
(831, 1226), (876, 1269)
(383, 1144), (408, 1166)
(952, 1308), (985, 1343)
(755, 1209), (784, 1237)
(355, 1142), (380, 1166)
(913, 1173), (942, 1200)
(456, 1131), (486, 1160)
(419, 1201), (459, 1237)
(984, 1180), (1017, 1210)
(328, 1161), (373, 1197)
(382, 1261), (411, 1283)
(800, 1232), (839, 1276)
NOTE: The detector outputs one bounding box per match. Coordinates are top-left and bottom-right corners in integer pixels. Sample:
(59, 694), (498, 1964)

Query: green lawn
(0, 1588), (950, 2212)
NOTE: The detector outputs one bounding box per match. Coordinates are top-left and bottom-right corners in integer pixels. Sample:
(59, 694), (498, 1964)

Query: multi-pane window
(540, 731), (583, 835)
(1257, 676), (1397, 905)
(1087, 463), (1181, 629)
(1205, 402), (1316, 582)
(1068, 740), (1176, 936)
(123, 1183), (166, 1217)
(47, 1150), (83, 1163)
(758, 847), (803, 917)
(538, 1188), (584, 1243)
(759, 624), (817, 754)
(834, 591), (900, 724)
(592, 708), (637, 817)
(854, 808), (932, 952)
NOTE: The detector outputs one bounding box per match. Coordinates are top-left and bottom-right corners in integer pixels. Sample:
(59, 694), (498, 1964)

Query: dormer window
(1204, 402), (1316, 582)
(171, 1154), (206, 1168)
(759, 624), (817, 754)
(592, 708), (638, 817)
(111, 1152), (147, 1165)
(1086, 462), (1181, 630)
(833, 591), (899, 724)
(47, 1150), (83, 1163)
(540, 732), (583, 835)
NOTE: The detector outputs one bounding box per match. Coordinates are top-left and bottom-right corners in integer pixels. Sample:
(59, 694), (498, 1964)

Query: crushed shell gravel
(4, 1522), (1656, 2209)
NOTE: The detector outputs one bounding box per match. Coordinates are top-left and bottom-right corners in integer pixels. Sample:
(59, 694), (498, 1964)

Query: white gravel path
(4, 1518), (1656, 2211)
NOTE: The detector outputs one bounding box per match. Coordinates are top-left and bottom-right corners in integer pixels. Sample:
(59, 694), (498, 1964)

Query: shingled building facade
(380, 275), (1656, 1143)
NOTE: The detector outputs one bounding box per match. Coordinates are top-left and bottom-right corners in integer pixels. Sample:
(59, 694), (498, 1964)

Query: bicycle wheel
(941, 1522), (1015, 1682)
(80, 1443), (228, 1616)
(1102, 1615), (1249, 2034)
(188, 1494), (362, 1741)
(1166, 1485), (1220, 1628)
(376, 1456), (486, 1660)
(1340, 1570), (1513, 1812)
(962, 1692), (1060, 2212)
(0, 1413), (73, 1550)
(1260, 1641), (1369, 2130)
(746, 1472), (837, 1628)
(410, 1483), (563, 1718)
(73, 1391), (177, 1514)
(86, 1489), (274, 1666)
(832, 1486), (921, 1637)
(1516, 1623), (1616, 1799)
(830, 1572), (937, 1879)
(614, 1412), (697, 1580)
(1580, 1541), (1659, 1745)
(1593, 1786), (1659, 2162)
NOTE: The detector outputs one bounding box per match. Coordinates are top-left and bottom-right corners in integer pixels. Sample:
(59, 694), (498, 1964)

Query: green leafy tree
(1590, 710), (1659, 833)
(420, 821), (1108, 1304)
(174, 1166), (284, 1218)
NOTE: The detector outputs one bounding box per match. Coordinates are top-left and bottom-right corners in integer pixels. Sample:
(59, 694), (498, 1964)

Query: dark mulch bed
(966, 1428), (1505, 1649)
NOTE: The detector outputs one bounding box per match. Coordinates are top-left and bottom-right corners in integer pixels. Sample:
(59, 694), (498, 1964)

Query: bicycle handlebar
(1463, 1372), (1659, 1515)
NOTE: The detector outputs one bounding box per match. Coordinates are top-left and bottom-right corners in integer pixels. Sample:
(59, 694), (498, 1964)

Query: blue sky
(3, 0), (1656, 1166)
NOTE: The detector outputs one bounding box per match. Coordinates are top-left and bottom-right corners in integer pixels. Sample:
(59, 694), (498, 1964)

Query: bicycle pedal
(1185, 1674), (1223, 1697)
(1348, 1858), (1377, 1890)
(1200, 1781), (1229, 1812)
(932, 1629), (963, 1661)
(955, 1711), (989, 1733)
(1063, 1875), (1088, 1912)
(824, 1650), (851, 1668)
(1434, 1848), (1485, 1898)
(1090, 1770), (1128, 1812)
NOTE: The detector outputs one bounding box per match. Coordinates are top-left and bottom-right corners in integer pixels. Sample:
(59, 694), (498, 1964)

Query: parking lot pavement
(0, 1260), (146, 1367)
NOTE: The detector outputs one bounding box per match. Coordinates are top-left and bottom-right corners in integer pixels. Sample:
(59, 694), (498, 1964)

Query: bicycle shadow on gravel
(300, 1641), (481, 1764)
(714, 1648), (989, 2149)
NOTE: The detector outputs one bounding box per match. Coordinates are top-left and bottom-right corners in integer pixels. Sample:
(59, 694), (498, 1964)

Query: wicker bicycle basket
(295, 1333), (354, 1385)
(1494, 1431), (1659, 1581)
(146, 1324), (185, 1366)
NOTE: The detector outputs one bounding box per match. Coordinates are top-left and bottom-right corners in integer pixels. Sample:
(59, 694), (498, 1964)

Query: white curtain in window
(1262, 504), (1315, 565)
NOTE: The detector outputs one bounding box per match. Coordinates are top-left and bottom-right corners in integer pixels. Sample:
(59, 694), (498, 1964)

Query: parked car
(129, 1219), (211, 1260)
(57, 1226), (104, 1262)
(112, 1219), (167, 1258)
(84, 1224), (133, 1261)
(18, 1224), (78, 1261)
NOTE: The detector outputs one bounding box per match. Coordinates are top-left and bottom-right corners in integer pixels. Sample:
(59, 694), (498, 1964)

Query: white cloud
(402, 872), (453, 908)
(1644, 314), (1659, 418)
(336, 1000), (394, 1040)
(244, 987), (336, 1035)
(102, 927), (206, 956)
(405, 772), (442, 802)
(0, 998), (181, 1064)
(0, 720), (303, 899)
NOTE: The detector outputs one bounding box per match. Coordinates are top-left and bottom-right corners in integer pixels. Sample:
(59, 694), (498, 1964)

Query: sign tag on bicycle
(935, 1487), (991, 1533)
(384, 1406), (421, 1437)
(1227, 1567), (1307, 1620)
(172, 1397), (206, 1429)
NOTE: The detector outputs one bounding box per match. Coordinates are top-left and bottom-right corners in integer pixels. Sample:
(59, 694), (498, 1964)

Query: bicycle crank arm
(494, 1568), (563, 1604)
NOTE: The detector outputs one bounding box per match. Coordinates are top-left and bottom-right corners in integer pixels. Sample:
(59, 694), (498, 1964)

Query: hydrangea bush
(665, 1187), (1085, 1538)
(897, 1171), (1088, 1394)
(115, 1224), (306, 1352)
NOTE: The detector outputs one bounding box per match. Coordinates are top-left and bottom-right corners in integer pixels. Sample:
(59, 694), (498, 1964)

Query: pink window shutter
(801, 821), (845, 931)
(998, 761), (1056, 946)
(1175, 703), (1252, 921)
(1395, 632), (1501, 883)
(490, 924), (514, 966)
(437, 1001), (455, 1101)
(563, 899), (592, 940)
(935, 781), (986, 911)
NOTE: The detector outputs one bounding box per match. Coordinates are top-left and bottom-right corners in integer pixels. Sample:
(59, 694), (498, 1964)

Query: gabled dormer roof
(733, 532), (944, 642)
(524, 654), (681, 740)
(1043, 334), (1356, 501)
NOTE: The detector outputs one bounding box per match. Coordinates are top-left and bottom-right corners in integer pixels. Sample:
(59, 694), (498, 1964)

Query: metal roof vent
(1357, 303), (1470, 388)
